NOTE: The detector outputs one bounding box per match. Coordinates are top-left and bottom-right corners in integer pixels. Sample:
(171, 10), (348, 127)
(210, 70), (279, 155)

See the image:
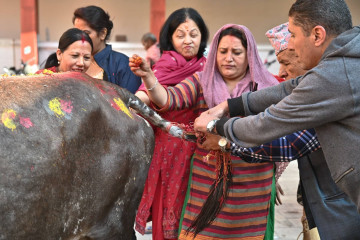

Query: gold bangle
(147, 77), (159, 91)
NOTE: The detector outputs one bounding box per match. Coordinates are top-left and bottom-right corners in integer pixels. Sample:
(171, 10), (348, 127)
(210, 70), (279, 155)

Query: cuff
(228, 97), (245, 117)
(216, 116), (230, 137)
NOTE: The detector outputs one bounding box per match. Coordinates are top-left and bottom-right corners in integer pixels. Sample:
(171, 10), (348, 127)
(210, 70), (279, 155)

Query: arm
(129, 55), (168, 107)
(193, 77), (301, 133)
(221, 68), (353, 147)
(229, 129), (321, 162)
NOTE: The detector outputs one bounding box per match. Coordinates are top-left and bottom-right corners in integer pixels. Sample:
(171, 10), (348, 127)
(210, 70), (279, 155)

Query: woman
(134, 8), (209, 240)
(130, 24), (279, 239)
(37, 28), (92, 74)
(73, 5), (141, 93)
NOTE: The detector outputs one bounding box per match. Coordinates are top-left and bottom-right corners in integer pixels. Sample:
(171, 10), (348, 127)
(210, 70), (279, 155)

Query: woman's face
(56, 40), (92, 72)
(216, 35), (248, 82)
(171, 18), (201, 60)
(74, 18), (106, 55)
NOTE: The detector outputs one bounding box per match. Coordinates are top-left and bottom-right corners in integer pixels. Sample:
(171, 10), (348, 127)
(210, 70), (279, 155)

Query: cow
(0, 72), (186, 240)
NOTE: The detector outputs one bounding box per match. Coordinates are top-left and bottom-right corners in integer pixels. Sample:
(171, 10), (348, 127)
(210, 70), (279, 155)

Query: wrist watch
(206, 119), (219, 133)
(218, 137), (229, 152)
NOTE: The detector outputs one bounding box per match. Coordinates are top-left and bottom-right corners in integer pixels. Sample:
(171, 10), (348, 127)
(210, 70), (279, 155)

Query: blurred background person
(141, 32), (160, 68)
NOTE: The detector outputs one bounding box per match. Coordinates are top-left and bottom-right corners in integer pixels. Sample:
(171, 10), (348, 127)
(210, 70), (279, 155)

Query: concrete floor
(136, 161), (304, 240)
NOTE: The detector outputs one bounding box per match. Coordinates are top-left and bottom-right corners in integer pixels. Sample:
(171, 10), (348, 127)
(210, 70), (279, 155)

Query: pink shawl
(137, 50), (206, 91)
(198, 24), (279, 108)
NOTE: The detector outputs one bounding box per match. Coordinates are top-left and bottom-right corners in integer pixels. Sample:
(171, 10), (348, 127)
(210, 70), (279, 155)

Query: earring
(58, 61), (60, 64)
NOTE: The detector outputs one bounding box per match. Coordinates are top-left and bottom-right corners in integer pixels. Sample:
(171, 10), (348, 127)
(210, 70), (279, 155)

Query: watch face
(218, 138), (227, 147)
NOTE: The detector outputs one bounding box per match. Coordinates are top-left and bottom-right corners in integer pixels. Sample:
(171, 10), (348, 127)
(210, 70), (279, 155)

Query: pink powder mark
(19, 116), (33, 128)
(60, 99), (73, 114)
(81, 34), (86, 43)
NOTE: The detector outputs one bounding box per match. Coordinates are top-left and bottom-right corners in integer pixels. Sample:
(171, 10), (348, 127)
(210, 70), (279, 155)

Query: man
(229, 22), (360, 240)
(194, 0), (360, 214)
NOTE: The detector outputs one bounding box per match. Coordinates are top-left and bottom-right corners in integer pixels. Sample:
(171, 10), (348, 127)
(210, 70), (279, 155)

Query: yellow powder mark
(1, 109), (17, 131)
(114, 98), (133, 119)
(49, 97), (64, 117)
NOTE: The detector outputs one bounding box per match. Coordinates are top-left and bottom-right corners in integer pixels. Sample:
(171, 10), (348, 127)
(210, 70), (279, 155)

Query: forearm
(142, 72), (168, 107)
(228, 77), (301, 117)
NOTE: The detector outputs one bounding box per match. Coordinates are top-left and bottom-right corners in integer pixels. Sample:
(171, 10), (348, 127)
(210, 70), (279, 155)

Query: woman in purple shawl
(130, 24), (279, 239)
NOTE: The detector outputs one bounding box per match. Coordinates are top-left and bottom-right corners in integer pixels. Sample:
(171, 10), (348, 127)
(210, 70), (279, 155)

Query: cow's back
(0, 72), (154, 239)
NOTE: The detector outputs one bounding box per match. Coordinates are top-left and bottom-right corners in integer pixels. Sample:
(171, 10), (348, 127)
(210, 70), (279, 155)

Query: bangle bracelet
(147, 77), (159, 91)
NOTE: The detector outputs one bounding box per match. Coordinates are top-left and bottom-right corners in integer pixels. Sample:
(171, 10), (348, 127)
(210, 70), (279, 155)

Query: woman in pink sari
(134, 8), (209, 240)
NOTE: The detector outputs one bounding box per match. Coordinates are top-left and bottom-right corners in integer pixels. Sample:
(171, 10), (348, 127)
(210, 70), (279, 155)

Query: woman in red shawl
(131, 24), (280, 239)
(134, 8), (209, 240)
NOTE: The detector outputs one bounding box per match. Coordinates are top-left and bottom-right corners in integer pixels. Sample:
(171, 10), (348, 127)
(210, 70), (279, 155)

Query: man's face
(288, 17), (319, 70)
(277, 49), (307, 80)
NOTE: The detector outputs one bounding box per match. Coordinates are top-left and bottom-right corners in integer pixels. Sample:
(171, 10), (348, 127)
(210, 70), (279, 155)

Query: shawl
(198, 24), (279, 108)
(137, 50), (206, 91)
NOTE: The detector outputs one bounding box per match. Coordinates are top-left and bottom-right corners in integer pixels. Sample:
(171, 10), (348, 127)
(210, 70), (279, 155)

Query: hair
(45, 28), (93, 69)
(159, 7), (209, 59)
(218, 27), (247, 49)
(141, 32), (157, 45)
(289, 0), (352, 37)
(72, 5), (113, 41)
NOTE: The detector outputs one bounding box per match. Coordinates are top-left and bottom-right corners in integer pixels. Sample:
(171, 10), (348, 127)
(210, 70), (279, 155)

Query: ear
(100, 28), (107, 41)
(312, 25), (326, 47)
(56, 49), (62, 63)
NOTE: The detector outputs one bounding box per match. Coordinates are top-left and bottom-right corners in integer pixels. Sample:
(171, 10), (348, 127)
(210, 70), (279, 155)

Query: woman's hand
(194, 100), (229, 133)
(129, 54), (151, 78)
(198, 133), (222, 151)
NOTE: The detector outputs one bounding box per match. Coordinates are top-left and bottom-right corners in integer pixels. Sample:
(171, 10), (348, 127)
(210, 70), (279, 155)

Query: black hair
(289, 0), (352, 37)
(72, 5), (113, 41)
(218, 27), (247, 49)
(45, 28), (93, 69)
(159, 7), (209, 59)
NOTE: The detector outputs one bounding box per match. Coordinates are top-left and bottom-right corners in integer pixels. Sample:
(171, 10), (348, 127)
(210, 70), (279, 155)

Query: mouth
(72, 68), (84, 72)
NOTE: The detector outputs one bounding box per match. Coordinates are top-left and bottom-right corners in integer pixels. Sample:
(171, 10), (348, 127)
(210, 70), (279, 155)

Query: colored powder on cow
(113, 98), (133, 119)
(1, 109), (17, 131)
(60, 99), (73, 114)
(19, 116), (33, 128)
(49, 97), (65, 117)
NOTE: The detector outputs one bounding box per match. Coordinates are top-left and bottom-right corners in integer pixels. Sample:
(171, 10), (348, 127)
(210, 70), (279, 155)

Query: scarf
(198, 24), (279, 108)
(137, 50), (206, 91)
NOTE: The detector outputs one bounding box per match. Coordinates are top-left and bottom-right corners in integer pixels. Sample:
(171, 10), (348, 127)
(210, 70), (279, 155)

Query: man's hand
(194, 100), (229, 133)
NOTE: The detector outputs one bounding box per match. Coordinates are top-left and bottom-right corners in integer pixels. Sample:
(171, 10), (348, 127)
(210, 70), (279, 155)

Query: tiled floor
(136, 161), (303, 240)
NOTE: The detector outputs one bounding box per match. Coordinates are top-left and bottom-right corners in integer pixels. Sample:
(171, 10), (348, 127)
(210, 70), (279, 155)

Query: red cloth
(137, 51), (206, 91)
(135, 51), (205, 239)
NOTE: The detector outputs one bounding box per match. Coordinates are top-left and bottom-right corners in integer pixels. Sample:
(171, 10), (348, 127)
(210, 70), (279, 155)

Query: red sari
(135, 51), (206, 239)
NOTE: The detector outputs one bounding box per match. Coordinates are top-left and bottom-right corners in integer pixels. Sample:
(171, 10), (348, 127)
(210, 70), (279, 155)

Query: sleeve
(227, 76), (302, 117)
(223, 68), (353, 147)
(229, 129), (321, 162)
(155, 75), (201, 112)
(117, 66), (142, 94)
